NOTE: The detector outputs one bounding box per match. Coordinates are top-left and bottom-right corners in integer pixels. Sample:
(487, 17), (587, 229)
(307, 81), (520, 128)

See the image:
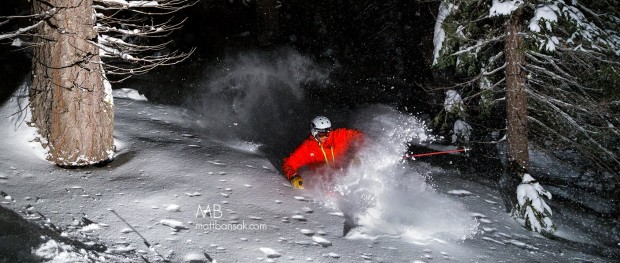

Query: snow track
(1, 94), (617, 262)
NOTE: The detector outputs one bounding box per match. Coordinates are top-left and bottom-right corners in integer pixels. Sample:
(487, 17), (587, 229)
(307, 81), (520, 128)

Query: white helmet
(311, 116), (332, 138)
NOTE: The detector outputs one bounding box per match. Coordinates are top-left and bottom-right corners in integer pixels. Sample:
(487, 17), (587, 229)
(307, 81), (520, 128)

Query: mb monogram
(195, 204), (223, 219)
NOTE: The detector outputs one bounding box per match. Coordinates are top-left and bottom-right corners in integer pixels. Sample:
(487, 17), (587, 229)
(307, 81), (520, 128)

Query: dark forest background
(1, 0), (515, 172)
(1, 0), (445, 112)
(0, 0), (516, 178)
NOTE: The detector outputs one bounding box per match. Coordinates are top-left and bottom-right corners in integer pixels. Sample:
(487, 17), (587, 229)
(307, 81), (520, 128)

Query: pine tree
(433, 0), (620, 233)
(1, 0), (195, 166)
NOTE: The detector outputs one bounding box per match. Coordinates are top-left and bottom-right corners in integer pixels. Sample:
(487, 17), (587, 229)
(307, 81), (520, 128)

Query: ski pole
(109, 209), (168, 262)
(403, 148), (469, 160)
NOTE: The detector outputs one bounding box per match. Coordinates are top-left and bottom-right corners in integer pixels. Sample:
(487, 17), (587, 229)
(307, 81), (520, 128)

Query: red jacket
(282, 128), (364, 180)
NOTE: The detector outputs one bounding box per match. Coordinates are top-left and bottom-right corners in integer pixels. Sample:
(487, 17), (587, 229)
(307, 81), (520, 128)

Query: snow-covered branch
(483, 62), (506, 76)
(1, 1), (195, 81)
(527, 87), (592, 117)
(99, 34), (171, 53)
(524, 63), (584, 90)
(0, 8), (58, 43)
(528, 115), (620, 173)
(432, 0), (619, 189)
(527, 89), (619, 166)
(515, 174), (554, 235)
(90, 37), (195, 77)
(556, 46), (620, 65)
(527, 116), (574, 144)
(95, 17), (184, 38)
(0, 20), (44, 42)
(451, 35), (504, 57)
(526, 51), (578, 81)
(529, 1), (620, 56)
(94, 0), (198, 15)
(91, 0), (197, 80)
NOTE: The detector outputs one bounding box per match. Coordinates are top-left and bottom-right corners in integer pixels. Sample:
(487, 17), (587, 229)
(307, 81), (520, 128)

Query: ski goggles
(313, 128), (331, 138)
(316, 131), (331, 138)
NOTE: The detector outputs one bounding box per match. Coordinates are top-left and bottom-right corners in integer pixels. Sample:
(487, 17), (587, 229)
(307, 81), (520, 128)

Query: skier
(283, 116), (364, 189)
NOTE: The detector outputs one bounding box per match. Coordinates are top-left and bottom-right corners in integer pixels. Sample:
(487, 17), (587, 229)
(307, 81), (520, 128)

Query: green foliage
(432, 110), (450, 135)
(432, 0), (620, 174)
(435, 1), (501, 77)
(432, 104), (466, 136)
(433, 15), (459, 70)
(515, 198), (557, 236)
(478, 87), (494, 117)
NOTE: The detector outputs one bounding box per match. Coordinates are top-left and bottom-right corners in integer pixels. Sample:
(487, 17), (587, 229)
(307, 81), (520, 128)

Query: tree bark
(505, 8), (528, 171)
(31, 0), (114, 166)
(256, 0), (279, 47)
(500, 8), (528, 212)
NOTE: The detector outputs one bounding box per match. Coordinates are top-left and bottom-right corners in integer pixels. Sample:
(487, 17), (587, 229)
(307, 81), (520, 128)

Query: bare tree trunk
(499, 8), (528, 212)
(505, 8), (528, 170)
(31, 0), (114, 166)
(256, 0), (279, 47)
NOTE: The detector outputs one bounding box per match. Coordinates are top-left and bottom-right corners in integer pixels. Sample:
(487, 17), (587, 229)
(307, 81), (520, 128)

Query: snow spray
(319, 105), (479, 244)
(186, 48), (327, 150)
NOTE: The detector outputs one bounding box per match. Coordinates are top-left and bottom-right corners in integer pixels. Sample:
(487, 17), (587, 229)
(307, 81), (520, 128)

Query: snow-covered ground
(1, 82), (618, 263)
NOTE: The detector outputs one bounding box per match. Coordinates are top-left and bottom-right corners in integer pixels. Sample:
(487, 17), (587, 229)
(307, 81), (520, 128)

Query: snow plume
(324, 105), (479, 243)
(187, 48), (327, 149)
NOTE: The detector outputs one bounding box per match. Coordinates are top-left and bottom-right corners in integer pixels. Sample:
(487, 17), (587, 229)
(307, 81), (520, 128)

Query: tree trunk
(505, 8), (528, 170)
(256, 0), (279, 47)
(500, 8), (528, 211)
(31, 0), (114, 166)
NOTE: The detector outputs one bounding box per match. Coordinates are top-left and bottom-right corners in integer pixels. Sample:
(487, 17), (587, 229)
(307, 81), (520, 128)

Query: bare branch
(88, 0), (198, 80)
(451, 35), (505, 57)
(94, 17), (185, 38)
(484, 62), (507, 76)
(0, 7), (60, 42)
(0, 20), (45, 41)
(90, 37), (195, 76)
(527, 88), (618, 161)
(526, 51), (577, 81)
(94, 0), (199, 15)
(99, 34), (172, 53)
(524, 63), (585, 90)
